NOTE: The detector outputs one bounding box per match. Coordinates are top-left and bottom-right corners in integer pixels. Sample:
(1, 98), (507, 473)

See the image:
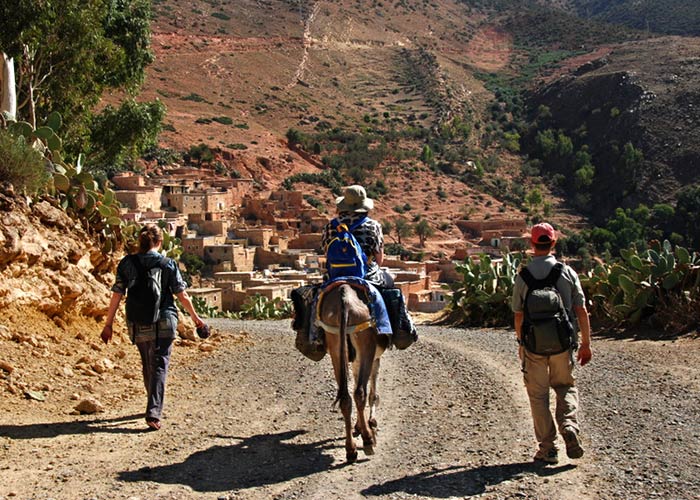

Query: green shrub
(582, 240), (700, 334)
(192, 296), (220, 318)
(443, 252), (525, 327)
(181, 93), (207, 103)
(240, 295), (292, 320)
(212, 116), (233, 125)
(0, 129), (50, 194)
(211, 12), (230, 20)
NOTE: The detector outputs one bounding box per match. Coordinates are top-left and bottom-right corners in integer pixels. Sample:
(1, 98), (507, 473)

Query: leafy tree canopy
(0, 0), (154, 155)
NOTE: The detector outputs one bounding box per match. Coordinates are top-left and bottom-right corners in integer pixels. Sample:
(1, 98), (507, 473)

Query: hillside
(141, 0), (610, 241)
(523, 36), (700, 222)
(555, 0), (700, 36)
(135, 0), (700, 248)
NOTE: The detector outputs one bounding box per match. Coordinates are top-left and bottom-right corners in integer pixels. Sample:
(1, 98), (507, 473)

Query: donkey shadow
(362, 462), (577, 498)
(118, 430), (342, 492)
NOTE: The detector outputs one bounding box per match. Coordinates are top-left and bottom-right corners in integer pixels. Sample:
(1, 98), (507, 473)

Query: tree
(1, 54), (16, 120)
(89, 98), (165, 172)
(420, 144), (433, 164)
(525, 187), (543, 213)
(286, 128), (304, 146)
(675, 185), (700, 247)
(0, 0), (154, 153)
(617, 142), (644, 191)
(394, 217), (413, 245)
(414, 219), (434, 247)
(381, 219), (393, 242)
(187, 143), (215, 166)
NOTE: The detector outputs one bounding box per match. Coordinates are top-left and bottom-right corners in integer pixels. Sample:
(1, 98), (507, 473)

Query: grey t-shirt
(512, 255), (585, 319)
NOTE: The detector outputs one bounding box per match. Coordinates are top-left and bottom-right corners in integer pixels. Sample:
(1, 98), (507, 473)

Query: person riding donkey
(292, 185), (417, 358)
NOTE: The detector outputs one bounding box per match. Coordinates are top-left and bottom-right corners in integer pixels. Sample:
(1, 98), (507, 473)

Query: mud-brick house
(219, 282), (295, 312)
(394, 275), (432, 301)
(456, 218), (527, 240)
(255, 247), (308, 270)
(182, 235), (226, 257)
(232, 227), (274, 250)
(241, 197), (277, 225)
(407, 289), (449, 313)
(288, 233), (323, 250)
(188, 212), (229, 237)
(187, 287), (222, 312)
(111, 172), (163, 212)
(245, 284), (295, 302)
(230, 245), (256, 272)
(383, 258), (427, 276)
(210, 178), (254, 205)
(112, 172), (147, 190)
(203, 244), (237, 266)
(215, 281), (244, 312)
(480, 228), (529, 250)
(166, 189), (232, 215)
(204, 245), (256, 273)
(299, 211), (329, 234)
(213, 271), (256, 287)
(271, 190), (304, 210)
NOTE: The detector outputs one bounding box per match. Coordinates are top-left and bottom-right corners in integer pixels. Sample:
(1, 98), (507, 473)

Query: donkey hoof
(353, 422), (361, 437)
(363, 444), (375, 456)
(346, 450), (358, 462)
(368, 418), (378, 429)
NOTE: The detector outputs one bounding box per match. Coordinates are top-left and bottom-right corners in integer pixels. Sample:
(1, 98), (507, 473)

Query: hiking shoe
(562, 427), (584, 459)
(533, 448), (559, 464)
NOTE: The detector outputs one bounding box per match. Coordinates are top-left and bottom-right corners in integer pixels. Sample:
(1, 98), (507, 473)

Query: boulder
(74, 397), (104, 414)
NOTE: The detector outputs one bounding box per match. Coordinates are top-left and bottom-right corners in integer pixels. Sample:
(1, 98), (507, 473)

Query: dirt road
(1, 321), (699, 499)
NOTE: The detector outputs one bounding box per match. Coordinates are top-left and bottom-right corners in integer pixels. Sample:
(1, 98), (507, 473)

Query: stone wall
(114, 189), (162, 212)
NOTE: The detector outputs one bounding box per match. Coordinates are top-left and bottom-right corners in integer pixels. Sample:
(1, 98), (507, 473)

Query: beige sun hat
(335, 185), (374, 213)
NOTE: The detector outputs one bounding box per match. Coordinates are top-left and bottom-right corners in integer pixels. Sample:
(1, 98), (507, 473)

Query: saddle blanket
(312, 277), (392, 337)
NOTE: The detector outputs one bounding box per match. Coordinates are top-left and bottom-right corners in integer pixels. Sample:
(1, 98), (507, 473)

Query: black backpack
(519, 263), (577, 355)
(125, 255), (166, 325)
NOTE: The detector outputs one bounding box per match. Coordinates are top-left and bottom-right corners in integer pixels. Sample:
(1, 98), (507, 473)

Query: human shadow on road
(362, 462), (576, 498)
(118, 430), (341, 492)
(0, 413), (148, 439)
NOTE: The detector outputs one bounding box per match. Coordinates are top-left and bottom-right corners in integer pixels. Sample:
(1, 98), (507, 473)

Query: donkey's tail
(334, 285), (350, 408)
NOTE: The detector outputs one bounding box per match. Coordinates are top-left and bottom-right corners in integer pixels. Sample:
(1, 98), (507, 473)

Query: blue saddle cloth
(312, 277), (392, 337)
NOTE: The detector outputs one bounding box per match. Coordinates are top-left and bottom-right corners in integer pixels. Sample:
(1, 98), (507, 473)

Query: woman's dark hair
(138, 224), (163, 253)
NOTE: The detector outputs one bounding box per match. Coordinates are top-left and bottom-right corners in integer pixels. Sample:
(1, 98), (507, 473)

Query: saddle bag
(291, 285), (326, 361)
(380, 288), (417, 350)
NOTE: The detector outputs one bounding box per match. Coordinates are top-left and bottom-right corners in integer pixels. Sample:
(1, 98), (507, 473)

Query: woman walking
(100, 224), (205, 430)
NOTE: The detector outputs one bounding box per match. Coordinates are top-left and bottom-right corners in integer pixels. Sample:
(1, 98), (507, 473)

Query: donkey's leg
(352, 332), (377, 455)
(326, 331), (356, 462)
(368, 357), (381, 430)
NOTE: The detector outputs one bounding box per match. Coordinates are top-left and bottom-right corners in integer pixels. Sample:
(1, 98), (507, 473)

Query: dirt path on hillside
(1, 322), (699, 499)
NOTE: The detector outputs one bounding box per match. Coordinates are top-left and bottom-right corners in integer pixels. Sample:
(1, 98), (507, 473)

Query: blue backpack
(325, 217), (368, 280)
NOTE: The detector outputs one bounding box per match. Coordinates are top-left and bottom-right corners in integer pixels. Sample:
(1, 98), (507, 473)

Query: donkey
(316, 283), (390, 462)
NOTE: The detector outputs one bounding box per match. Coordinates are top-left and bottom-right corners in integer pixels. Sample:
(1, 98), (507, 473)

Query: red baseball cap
(531, 223), (557, 244)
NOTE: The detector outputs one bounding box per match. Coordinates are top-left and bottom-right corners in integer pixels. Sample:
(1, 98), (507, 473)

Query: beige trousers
(523, 349), (579, 452)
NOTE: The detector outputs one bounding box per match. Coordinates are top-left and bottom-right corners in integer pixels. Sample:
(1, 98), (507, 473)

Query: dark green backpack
(520, 263), (576, 355)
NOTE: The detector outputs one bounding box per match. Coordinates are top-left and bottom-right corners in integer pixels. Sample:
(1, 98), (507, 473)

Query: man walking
(512, 222), (592, 464)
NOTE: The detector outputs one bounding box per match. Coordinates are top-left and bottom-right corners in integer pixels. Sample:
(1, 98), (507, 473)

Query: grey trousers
(136, 337), (174, 420)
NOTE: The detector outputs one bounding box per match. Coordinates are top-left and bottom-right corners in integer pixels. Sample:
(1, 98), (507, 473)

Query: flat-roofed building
(187, 287), (222, 312)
